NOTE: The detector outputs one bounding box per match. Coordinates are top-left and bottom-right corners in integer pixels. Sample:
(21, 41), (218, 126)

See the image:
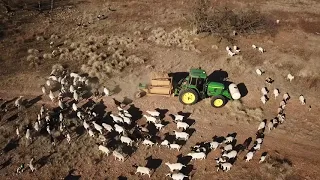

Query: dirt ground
(0, 0), (320, 179)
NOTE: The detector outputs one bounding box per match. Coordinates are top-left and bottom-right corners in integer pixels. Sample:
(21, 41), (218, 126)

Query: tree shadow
(154, 108), (168, 120)
(145, 155), (162, 170)
(177, 154), (192, 164)
(0, 157), (12, 170)
(64, 169), (81, 180)
(207, 69), (228, 82)
(3, 139), (19, 153)
(237, 83), (248, 98)
(25, 95), (42, 108)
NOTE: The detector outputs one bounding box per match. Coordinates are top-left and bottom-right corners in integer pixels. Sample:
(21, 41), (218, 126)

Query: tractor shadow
(168, 72), (189, 89)
(207, 69), (228, 82)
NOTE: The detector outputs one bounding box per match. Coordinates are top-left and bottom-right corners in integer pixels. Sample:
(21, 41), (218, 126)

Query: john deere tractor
(136, 68), (241, 108)
(173, 68), (241, 108)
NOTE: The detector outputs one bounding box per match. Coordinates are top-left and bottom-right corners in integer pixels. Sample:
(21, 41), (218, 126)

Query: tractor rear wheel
(211, 95), (227, 108)
(179, 89), (199, 105)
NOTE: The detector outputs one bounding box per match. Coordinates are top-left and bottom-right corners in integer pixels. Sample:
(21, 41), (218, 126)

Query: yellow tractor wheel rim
(214, 99), (223, 107)
(182, 92), (196, 104)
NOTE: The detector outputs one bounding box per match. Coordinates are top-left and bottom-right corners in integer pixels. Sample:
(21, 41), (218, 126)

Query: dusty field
(1, 0), (320, 180)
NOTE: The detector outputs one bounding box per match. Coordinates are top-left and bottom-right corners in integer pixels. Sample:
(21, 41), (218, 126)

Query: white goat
(224, 136), (235, 144)
(222, 144), (233, 152)
(169, 143), (181, 151)
(261, 87), (268, 95)
(217, 162), (232, 172)
(110, 114), (123, 123)
(92, 122), (103, 134)
(210, 141), (220, 150)
(73, 91), (79, 102)
(287, 73), (294, 82)
(273, 88), (280, 99)
(103, 86), (110, 96)
(165, 162), (186, 172)
(28, 158), (36, 172)
(258, 47), (265, 53)
(135, 166), (151, 178)
(172, 114), (184, 121)
(253, 143), (261, 150)
(252, 45), (257, 49)
(113, 150), (125, 162)
(114, 124), (125, 135)
(66, 133), (71, 144)
(161, 140), (170, 148)
(69, 85), (75, 93)
(26, 129), (31, 140)
(120, 136), (134, 146)
(102, 123), (113, 132)
(166, 173), (188, 180)
(222, 150), (238, 159)
(258, 120), (266, 131)
(16, 128), (20, 137)
(98, 145), (111, 156)
(176, 122), (190, 130)
(146, 110), (160, 117)
(88, 129), (95, 137)
(72, 103), (77, 111)
(283, 93), (290, 101)
(154, 123), (164, 130)
(83, 121), (90, 130)
(15, 96), (24, 110)
(34, 121), (39, 132)
(143, 115), (157, 124)
(245, 151), (254, 162)
(261, 95), (268, 104)
(299, 95), (306, 105)
(173, 131), (189, 141)
(49, 90), (55, 102)
(187, 152), (206, 160)
(142, 139), (155, 147)
(119, 113), (131, 125)
(267, 121), (274, 131)
(259, 154), (267, 163)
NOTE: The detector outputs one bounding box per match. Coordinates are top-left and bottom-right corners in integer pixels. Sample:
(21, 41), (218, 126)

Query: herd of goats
(1, 64), (308, 179)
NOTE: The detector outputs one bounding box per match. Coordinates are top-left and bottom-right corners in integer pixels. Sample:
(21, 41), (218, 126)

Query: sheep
(259, 153), (267, 163)
(169, 143), (181, 151)
(171, 114), (184, 122)
(146, 110), (160, 117)
(176, 122), (190, 130)
(261, 87), (268, 95)
(73, 91), (79, 102)
(161, 140), (169, 147)
(222, 144), (233, 152)
(154, 123), (164, 130)
(210, 141), (220, 150)
(102, 123), (113, 132)
(110, 114), (124, 123)
(119, 113), (131, 125)
(34, 121), (39, 132)
(222, 150), (238, 159)
(15, 96), (24, 110)
(83, 120), (90, 130)
(173, 131), (189, 141)
(142, 139), (155, 147)
(273, 88), (280, 99)
(66, 133), (71, 144)
(299, 95), (306, 105)
(49, 90), (55, 102)
(98, 145), (111, 155)
(28, 158), (36, 172)
(72, 103), (77, 111)
(287, 73), (294, 82)
(187, 152), (206, 160)
(166, 173), (188, 180)
(261, 95), (268, 104)
(16, 128), (20, 137)
(217, 162), (232, 172)
(26, 129), (31, 140)
(114, 124), (125, 135)
(120, 136), (134, 146)
(92, 122), (103, 134)
(165, 162), (186, 172)
(258, 47), (265, 53)
(113, 150), (125, 162)
(245, 151), (254, 162)
(88, 129), (95, 137)
(258, 120), (266, 131)
(283, 93), (290, 101)
(103, 86), (110, 96)
(143, 115), (157, 124)
(135, 166), (151, 178)
(224, 136), (235, 144)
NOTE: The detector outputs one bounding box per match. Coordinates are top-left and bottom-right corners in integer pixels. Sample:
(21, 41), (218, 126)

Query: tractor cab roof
(189, 68), (207, 79)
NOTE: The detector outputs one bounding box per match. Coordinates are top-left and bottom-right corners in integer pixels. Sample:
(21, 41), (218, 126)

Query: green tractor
(173, 68), (241, 108)
(136, 68), (241, 108)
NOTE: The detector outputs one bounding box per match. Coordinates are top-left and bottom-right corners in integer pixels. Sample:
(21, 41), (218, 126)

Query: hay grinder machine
(135, 68), (241, 108)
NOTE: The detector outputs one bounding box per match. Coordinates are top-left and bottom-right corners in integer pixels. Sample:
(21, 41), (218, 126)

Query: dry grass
(226, 100), (263, 123)
(260, 153), (294, 179)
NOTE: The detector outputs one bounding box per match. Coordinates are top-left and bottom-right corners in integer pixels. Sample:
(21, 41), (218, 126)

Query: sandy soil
(0, 0), (320, 180)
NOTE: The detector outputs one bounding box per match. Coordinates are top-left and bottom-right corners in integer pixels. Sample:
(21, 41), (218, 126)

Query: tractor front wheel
(179, 89), (199, 105)
(211, 95), (227, 108)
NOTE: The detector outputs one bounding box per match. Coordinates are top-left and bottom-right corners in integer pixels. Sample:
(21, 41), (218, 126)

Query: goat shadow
(177, 111), (191, 119)
(227, 132), (237, 138)
(207, 69), (228, 82)
(154, 108), (168, 120)
(237, 83), (248, 98)
(35, 152), (55, 169)
(180, 164), (194, 178)
(242, 137), (253, 150)
(118, 176), (128, 180)
(145, 155), (162, 170)
(184, 118), (196, 127)
(213, 135), (226, 143)
(92, 100), (107, 119)
(0, 157), (12, 170)
(146, 123), (159, 137)
(3, 139), (19, 153)
(127, 104), (143, 123)
(25, 95), (42, 108)
(177, 154), (192, 165)
(64, 169), (81, 180)
(163, 132), (176, 144)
